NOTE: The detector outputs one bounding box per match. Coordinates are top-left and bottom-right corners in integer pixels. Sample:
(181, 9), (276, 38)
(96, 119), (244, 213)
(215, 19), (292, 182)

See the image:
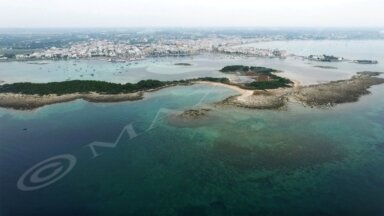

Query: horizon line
(0, 26), (383, 29)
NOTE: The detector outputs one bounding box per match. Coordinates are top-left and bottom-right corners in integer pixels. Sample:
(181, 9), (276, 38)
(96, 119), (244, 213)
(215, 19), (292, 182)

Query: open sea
(1, 40), (384, 215)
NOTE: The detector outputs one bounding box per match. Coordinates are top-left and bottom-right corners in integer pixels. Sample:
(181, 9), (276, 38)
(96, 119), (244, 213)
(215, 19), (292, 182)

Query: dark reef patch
(210, 136), (345, 171)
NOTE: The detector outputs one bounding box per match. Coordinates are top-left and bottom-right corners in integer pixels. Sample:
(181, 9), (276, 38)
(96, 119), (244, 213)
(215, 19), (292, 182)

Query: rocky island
(0, 78), (226, 109)
(178, 108), (212, 119)
(295, 72), (384, 107)
(218, 71), (384, 109)
(0, 65), (383, 110)
(219, 65), (293, 90)
(313, 65), (338, 69)
(174, 63), (192, 66)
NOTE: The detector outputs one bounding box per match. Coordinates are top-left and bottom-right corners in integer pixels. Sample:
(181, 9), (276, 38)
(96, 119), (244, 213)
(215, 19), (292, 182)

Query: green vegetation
(220, 65), (293, 90)
(193, 77), (230, 84)
(0, 80), (168, 95)
(244, 75), (293, 90)
(0, 65), (291, 95)
(0, 78), (231, 96)
(220, 65), (278, 74)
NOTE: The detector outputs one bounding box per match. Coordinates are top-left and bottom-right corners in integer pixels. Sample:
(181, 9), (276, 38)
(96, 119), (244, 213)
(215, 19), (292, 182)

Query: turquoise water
(1, 40), (384, 215)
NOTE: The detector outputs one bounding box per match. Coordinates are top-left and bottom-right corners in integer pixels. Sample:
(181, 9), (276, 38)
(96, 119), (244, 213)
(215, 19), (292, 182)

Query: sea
(1, 40), (384, 215)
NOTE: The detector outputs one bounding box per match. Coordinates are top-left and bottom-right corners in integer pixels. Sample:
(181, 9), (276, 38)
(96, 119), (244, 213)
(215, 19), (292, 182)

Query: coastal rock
(355, 71), (383, 76)
(1, 72), (383, 111)
(174, 63), (192, 66)
(313, 65), (338, 69)
(0, 92), (143, 110)
(167, 108), (215, 128)
(295, 72), (384, 107)
(178, 108), (211, 119)
(216, 71), (384, 109)
(219, 89), (290, 109)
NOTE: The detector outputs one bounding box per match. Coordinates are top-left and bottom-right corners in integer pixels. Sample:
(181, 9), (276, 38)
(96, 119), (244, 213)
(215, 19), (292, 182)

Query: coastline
(0, 80), (290, 110)
(200, 72), (384, 109)
(295, 73), (384, 107)
(0, 72), (383, 111)
(197, 80), (298, 109)
(0, 81), (188, 110)
(0, 92), (143, 110)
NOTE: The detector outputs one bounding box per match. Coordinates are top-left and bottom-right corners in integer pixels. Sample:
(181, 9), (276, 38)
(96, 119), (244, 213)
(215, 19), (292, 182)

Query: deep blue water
(1, 83), (384, 215)
(1, 40), (384, 215)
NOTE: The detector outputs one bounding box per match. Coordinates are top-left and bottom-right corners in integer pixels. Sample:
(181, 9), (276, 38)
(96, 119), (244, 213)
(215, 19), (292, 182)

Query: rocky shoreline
(217, 72), (384, 109)
(0, 92), (143, 110)
(0, 72), (383, 111)
(313, 65), (338, 69)
(206, 80), (295, 110)
(219, 91), (289, 109)
(295, 72), (384, 107)
(166, 107), (216, 128)
(178, 108), (212, 119)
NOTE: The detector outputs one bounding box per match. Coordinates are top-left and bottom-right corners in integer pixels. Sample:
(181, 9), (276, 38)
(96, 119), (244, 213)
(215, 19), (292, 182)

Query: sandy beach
(0, 72), (382, 110)
(197, 81), (296, 109)
(198, 72), (384, 109)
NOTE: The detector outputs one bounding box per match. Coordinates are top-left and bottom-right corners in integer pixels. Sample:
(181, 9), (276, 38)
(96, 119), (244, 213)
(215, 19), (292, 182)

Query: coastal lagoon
(1, 40), (384, 215)
(1, 41), (384, 86)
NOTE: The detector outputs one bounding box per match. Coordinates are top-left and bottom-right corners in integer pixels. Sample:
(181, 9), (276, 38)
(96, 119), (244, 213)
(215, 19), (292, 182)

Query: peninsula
(0, 78), (227, 109)
(219, 65), (293, 89)
(218, 71), (384, 109)
(0, 66), (383, 110)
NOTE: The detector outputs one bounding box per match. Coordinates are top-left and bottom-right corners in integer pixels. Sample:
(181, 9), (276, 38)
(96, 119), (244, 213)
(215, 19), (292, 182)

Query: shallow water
(2, 41), (384, 86)
(1, 40), (384, 215)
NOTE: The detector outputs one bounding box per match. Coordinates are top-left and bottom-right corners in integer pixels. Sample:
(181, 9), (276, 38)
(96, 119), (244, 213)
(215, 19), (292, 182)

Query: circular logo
(17, 154), (77, 191)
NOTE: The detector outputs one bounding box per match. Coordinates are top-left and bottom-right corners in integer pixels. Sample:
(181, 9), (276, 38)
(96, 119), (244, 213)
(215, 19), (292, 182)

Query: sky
(0, 0), (383, 28)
